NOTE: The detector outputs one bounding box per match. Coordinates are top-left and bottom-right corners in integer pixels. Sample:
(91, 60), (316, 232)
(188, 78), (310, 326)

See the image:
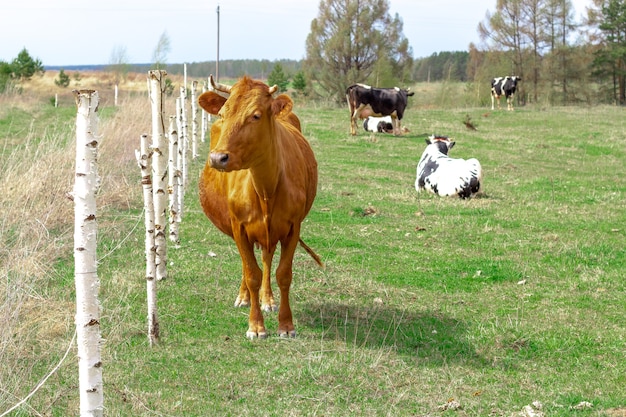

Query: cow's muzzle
(210, 152), (230, 170)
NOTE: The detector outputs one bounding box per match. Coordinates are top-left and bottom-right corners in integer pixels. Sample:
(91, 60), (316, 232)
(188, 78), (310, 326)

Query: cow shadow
(298, 301), (490, 368)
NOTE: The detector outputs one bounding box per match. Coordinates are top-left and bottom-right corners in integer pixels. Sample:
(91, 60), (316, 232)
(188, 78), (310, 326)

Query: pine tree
(268, 63), (290, 92)
(55, 69), (71, 88)
(591, 0), (626, 104)
(292, 71), (308, 96)
(11, 48), (44, 80)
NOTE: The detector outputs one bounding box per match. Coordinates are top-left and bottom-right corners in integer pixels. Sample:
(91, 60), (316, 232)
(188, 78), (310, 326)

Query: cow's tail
(345, 87), (352, 112)
(299, 238), (324, 268)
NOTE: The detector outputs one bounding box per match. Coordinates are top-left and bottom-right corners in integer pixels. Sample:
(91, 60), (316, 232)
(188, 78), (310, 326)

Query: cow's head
(426, 135), (455, 155)
(198, 76), (291, 172)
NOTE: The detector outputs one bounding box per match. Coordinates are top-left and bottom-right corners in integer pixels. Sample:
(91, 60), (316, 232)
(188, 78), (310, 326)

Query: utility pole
(216, 5), (220, 81)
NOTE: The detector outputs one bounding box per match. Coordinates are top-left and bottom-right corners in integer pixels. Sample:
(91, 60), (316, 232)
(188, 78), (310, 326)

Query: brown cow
(198, 76), (321, 339)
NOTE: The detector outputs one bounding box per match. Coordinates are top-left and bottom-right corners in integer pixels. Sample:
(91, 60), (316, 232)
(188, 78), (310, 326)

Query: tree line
(4, 0), (626, 106)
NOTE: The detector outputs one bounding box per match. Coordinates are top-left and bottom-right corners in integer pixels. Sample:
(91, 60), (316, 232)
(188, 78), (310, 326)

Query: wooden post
(135, 134), (159, 346)
(73, 89), (104, 417)
(148, 70), (168, 281)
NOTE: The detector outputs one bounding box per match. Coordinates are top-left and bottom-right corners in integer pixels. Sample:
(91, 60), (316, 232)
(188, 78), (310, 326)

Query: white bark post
(114, 84), (119, 106)
(179, 85), (189, 188)
(148, 70), (168, 281)
(135, 134), (159, 346)
(73, 89), (103, 417)
(190, 80), (199, 159)
(175, 98), (185, 221)
(201, 81), (208, 142)
(167, 116), (180, 243)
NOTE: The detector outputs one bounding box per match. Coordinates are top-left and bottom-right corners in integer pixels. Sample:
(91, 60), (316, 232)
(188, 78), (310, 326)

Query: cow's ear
(425, 138), (431, 145)
(272, 94), (293, 118)
(449, 141), (456, 149)
(198, 91), (227, 115)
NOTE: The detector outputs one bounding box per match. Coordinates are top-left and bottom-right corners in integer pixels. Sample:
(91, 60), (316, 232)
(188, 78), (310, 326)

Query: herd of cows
(196, 74), (520, 339)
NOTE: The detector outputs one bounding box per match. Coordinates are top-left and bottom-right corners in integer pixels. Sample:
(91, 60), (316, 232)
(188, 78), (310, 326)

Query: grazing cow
(415, 135), (482, 199)
(363, 116), (394, 133)
(491, 76), (521, 111)
(197, 76), (322, 339)
(346, 83), (414, 136)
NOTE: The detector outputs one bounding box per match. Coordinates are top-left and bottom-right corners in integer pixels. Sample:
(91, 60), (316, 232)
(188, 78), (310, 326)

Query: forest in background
(8, 0), (626, 107)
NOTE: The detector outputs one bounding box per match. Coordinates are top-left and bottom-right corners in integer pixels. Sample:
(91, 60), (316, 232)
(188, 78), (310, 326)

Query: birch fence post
(135, 134), (159, 345)
(167, 116), (180, 243)
(175, 98), (185, 222)
(178, 85), (189, 188)
(73, 89), (104, 417)
(148, 70), (168, 281)
(201, 81), (208, 142)
(190, 80), (199, 159)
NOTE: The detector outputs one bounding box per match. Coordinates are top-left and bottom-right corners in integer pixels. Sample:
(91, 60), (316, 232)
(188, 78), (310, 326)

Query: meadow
(0, 73), (625, 416)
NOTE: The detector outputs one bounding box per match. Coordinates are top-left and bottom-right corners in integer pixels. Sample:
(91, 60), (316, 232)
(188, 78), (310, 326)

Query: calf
(415, 135), (482, 199)
(363, 116), (394, 133)
(491, 76), (521, 111)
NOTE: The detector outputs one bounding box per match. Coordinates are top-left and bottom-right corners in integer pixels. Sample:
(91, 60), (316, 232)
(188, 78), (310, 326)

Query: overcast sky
(1, 0), (592, 67)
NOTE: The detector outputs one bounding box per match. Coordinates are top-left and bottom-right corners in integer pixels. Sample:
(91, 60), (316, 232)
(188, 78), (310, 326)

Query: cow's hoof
(234, 297), (250, 308)
(278, 329), (296, 338)
(246, 330), (267, 340)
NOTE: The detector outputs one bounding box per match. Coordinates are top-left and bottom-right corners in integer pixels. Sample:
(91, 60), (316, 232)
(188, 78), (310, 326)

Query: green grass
(2, 100), (626, 416)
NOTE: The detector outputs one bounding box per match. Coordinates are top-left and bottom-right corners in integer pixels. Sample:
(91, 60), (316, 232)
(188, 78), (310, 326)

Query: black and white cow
(363, 116), (394, 133)
(346, 83), (414, 136)
(415, 135), (482, 199)
(491, 76), (521, 111)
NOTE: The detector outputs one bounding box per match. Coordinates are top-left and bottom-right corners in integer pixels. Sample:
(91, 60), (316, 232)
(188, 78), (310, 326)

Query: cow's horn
(268, 84), (278, 95)
(209, 74), (232, 93)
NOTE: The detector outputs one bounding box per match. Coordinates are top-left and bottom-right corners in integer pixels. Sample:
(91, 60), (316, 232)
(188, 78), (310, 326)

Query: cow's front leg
(392, 117), (401, 136)
(234, 233), (266, 339)
(244, 263), (266, 339)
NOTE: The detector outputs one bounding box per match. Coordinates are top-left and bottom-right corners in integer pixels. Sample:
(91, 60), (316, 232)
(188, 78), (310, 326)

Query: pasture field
(1, 80), (625, 416)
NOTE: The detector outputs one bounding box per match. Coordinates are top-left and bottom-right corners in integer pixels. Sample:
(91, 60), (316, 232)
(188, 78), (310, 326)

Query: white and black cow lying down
(415, 135), (482, 199)
(491, 76), (521, 111)
(363, 116), (394, 133)
(346, 83), (414, 136)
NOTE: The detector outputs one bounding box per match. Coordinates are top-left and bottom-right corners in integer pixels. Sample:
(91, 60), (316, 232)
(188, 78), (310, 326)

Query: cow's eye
(252, 111), (262, 121)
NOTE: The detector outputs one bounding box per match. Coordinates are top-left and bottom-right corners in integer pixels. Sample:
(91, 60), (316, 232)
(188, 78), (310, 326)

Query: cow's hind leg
(260, 246), (277, 312)
(350, 113), (358, 135)
(275, 231), (300, 338)
(235, 248), (276, 311)
(234, 275), (250, 307)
